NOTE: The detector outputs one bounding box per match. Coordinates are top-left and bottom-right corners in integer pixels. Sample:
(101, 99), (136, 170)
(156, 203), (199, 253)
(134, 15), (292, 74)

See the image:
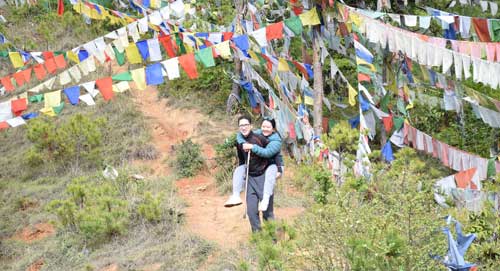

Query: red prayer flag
(33, 64), (47, 80)
(288, 122), (296, 139)
(222, 32), (233, 41)
(13, 71), (25, 87)
(0, 121), (8, 130)
(57, 0), (64, 16)
(472, 18), (491, 42)
(0, 76), (14, 92)
(178, 53), (198, 79)
(358, 73), (371, 82)
(266, 22), (284, 41)
(54, 54), (67, 69)
(21, 68), (32, 83)
(95, 77), (114, 101)
(44, 57), (57, 74)
(382, 115), (393, 133)
(42, 51), (54, 60)
(11, 98), (27, 116)
(293, 61), (309, 80)
(159, 35), (176, 58)
(455, 168), (478, 190)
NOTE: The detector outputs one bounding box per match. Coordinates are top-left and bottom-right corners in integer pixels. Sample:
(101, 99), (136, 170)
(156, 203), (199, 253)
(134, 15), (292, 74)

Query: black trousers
(246, 173), (275, 232)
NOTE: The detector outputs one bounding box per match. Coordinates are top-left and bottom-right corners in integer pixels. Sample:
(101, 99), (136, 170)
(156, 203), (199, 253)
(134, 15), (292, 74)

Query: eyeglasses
(239, 123), (250, 128)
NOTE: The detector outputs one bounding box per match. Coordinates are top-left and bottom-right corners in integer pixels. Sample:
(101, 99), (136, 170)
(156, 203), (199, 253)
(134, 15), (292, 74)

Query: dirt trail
(130, 86), (303, 251)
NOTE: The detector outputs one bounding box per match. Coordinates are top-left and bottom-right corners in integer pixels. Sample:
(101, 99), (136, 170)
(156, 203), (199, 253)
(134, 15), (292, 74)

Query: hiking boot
(258, 197), (270, 212)
(224, 195), (242, 207)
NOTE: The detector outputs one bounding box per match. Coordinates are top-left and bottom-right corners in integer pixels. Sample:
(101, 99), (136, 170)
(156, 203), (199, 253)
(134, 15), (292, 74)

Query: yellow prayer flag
(126, 44), (142, 64)
(299, 8), (321, 26)
(214, 41), (232, 59)
(406, 101), (414, 110)
(273, 75), (281, 86)
(304, 95), (314, 105)
(348, 84), (357, 106)
(40, 107), (56, 117)
(44, 90), (61, 109)
(9, 52), (24, 68)
(248, 50), (260, 62)
(349, 12), (362, 27)
(131, 68), (146, 90)
(278, 58), (290, 72)
(356, 58), (376, 72)
(295, 95), (302, 104)
(67, 51), (80, 64)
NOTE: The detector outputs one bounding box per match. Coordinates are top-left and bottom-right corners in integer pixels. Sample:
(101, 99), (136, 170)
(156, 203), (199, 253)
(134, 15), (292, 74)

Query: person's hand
(276, 172), (282, 179)
(242, 143), (253, 151)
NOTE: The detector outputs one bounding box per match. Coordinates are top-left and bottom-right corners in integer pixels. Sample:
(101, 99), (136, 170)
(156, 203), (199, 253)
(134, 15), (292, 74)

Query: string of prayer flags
(95, 77), (114, 101)
(178, 53), (198, 79)
(131, 68), (147, 90)
(145, 63), (164, 85)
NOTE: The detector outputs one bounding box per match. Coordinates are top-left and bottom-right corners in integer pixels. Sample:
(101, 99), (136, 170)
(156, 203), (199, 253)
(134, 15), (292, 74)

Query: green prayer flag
(113, 46), (126, 66)
(112, 71), (133, 81)
(396, 99), (407, 115)
(29, 94), (44, 103)
(393, 116), (404, 131)
(487, 157), (497, 178)
(328, 119), (336, 132)
(490, 19), (500, 42)
(357, 65), (373, 75)
(175, 33), (186, 54)
(0, 51), (8, 58)
(380, 93), (391, 113)
(284, 16), (303, 35)
(195, 47), (215, 68)
(53, 102), (64, 115)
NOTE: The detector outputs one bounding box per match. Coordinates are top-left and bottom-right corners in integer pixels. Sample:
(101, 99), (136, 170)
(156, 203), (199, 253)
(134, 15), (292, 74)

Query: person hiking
(224, 115), (274, 232)
(227, 117), (283, 212)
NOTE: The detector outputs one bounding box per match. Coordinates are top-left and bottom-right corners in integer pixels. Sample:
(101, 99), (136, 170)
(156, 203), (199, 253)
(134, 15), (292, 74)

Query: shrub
(138, 192), (163, 223)
(26, 114), (106, 170)
(174, 139), (205, 178)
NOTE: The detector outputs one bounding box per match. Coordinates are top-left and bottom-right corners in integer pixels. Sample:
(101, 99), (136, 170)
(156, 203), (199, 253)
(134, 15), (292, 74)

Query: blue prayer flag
(145, 63), (164, 85)
(63, 86), (81, 105)
(136, 40), (149, 61)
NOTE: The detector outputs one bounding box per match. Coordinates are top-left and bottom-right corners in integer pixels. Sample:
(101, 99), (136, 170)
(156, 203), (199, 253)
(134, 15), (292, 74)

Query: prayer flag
(9, 52), (24, 68)
(178, 53), (198, 79)
(95, 77), (114, 101)
(145, 63), (164, 85)
(63, 86), (80, 105)
(299, 8), (320, 26)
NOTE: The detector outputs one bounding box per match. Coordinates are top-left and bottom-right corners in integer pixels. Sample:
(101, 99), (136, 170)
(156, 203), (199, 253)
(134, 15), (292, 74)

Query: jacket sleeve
(237, 144), (245, 165)
(236, 132), (246, 144)
(251, 137), (281, 158)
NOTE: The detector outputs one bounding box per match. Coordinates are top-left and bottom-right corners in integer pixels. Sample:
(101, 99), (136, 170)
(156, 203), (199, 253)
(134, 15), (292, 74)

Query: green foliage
(214, 133), (238, 193)
(26, 114), (105, 169)
(137, 192), (163, 223)
(47, 177), (129, 245)
(411, 102), (495, 157)
(175, 138), (205, 178)
(466, 203), (500, 269)
(250, 221), (297, 271)
(312, 168), (333, 205)
(294, 148), (448, 270)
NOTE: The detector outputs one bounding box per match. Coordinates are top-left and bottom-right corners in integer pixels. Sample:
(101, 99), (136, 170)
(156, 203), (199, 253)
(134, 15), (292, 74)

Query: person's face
(261, 120), (274, 136)
(238, 118), (252, 136)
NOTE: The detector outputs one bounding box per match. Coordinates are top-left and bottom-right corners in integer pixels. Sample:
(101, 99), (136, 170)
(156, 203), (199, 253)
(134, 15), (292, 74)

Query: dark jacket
(237, 131), (270, 177)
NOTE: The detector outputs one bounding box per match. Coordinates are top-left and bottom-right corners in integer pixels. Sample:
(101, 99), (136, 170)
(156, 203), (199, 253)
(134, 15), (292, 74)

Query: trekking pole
(242, 150), (251, 219)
